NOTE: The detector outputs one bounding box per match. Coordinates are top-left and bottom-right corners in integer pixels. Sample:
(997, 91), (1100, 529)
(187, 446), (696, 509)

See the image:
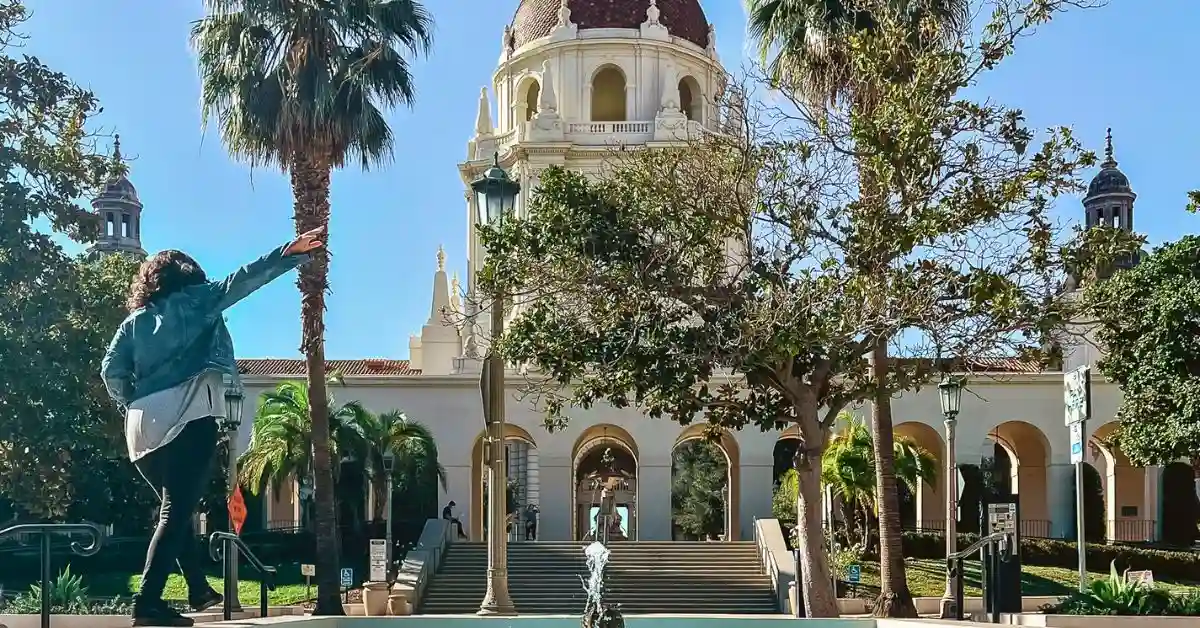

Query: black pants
(133, 417), (218, 604)
(525, 522), (536, 541)
(446, 517), (465, 538)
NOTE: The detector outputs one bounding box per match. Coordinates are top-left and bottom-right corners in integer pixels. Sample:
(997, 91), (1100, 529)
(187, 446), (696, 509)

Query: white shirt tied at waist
(125, 370), (227, 462)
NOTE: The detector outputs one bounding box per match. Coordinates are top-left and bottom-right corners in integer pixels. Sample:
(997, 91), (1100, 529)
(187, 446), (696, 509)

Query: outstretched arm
(190, 227), (325, 317)
(100, 320), (135, 407)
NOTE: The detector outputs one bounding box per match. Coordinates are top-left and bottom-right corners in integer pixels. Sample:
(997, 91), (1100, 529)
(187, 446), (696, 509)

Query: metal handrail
(0, 523), (105, 628)
(946, 531), (1014, 623)
(208, 531), (276, 621)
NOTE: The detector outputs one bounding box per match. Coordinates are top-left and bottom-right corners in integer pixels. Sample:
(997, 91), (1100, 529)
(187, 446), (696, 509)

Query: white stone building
(106, 0), (1200, 547)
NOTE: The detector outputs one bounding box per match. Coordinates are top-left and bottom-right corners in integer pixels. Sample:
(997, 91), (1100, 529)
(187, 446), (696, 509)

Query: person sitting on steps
(442, 500), (467, 539)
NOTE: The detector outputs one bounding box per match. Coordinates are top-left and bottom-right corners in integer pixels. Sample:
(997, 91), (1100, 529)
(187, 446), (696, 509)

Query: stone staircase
(419, 540), (778, 615)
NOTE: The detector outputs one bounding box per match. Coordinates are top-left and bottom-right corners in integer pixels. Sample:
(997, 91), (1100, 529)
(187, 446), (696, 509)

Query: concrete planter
(361, 581), (391, 617)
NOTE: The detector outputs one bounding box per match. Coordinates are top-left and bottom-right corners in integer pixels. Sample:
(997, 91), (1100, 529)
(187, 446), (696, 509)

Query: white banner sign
(1064, 366), (1091, 426)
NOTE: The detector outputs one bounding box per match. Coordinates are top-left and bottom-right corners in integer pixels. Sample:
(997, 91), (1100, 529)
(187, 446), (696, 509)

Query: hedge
(777, 521), (1200, 584)
(901, 531), (1200, 583)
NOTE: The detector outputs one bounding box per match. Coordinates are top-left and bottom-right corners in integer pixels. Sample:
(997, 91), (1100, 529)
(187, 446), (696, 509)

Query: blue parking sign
(339, 567), (354, 588)
(847, 564), (861, 584)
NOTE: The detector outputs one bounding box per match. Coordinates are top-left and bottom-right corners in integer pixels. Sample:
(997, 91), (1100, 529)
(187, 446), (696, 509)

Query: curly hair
(126, 250), (208, 311)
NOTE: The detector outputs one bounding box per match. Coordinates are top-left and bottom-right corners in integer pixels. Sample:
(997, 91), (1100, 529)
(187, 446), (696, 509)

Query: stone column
(1144, 465), (1160, 542)
(739, 460), (773, 542)
(637, 459), (671, 540)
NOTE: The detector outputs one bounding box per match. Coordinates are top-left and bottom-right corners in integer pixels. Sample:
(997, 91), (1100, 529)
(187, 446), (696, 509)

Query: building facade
(181, 1), (1192, 545)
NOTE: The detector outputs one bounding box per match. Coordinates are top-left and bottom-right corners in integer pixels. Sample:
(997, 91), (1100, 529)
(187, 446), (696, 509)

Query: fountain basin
(195, 616), (998, 627)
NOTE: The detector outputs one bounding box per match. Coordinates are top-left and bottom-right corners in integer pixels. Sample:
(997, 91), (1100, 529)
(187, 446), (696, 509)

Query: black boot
(188, 587), (223, 613)
(131, 598), (194, 627)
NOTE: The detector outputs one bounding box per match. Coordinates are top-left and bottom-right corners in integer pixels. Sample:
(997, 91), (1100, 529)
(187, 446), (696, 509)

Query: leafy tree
(671, 440), (729, 540)
(0, 0), (140, 520)
(192, 0), (433, 613)
(1087, 235), (1200, 466)
(482, 0), (1123, 616)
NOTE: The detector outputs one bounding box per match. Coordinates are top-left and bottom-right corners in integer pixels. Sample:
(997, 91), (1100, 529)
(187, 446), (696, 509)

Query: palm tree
(820, 418), (937, 547)
(238, 381), (370, 529)
(746, 0), (967, 617)
(345, 409), (447, 521)
(192, 0), (433, 613)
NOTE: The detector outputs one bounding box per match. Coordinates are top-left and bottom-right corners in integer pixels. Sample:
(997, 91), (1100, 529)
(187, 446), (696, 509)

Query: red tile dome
(510, 0), (710, 50)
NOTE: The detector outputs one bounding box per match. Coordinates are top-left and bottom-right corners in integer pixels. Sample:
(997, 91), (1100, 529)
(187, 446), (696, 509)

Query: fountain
(580, 540), (623, 628)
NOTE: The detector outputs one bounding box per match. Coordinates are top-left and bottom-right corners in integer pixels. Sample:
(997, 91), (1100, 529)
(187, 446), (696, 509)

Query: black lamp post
(938, 375), (963, 619)
(472, 152), (520, 617)
(382, 449), (396, 581)
(222, 378), (245, 612)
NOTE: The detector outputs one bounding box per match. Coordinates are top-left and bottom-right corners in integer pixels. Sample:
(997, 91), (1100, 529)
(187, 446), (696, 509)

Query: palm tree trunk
(291, 151), (343, 616)
(869, 336), (917, 618)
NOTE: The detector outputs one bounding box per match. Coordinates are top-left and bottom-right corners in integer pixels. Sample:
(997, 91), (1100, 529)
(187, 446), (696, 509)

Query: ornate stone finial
(707, 23), (717, 55)
(436, 245), (446, 271)
(646, 0), (661, 25)
(557, 0), (572, 26)
(112, 134), (122, 163)
(451, 272), (460, 294)
(475, 87), (493, 136)
(502, 25), (512, 53)
(538, 59), (559, 113)
(1103, 127), (1117, 167)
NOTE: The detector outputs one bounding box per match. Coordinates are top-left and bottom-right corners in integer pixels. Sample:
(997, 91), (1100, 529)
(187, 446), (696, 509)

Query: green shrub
(0, 566), (134, 615)
(1048, 561), (1182, 616)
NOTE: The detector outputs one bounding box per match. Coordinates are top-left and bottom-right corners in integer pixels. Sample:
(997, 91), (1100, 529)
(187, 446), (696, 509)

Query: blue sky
(25, 0), (1199, 360)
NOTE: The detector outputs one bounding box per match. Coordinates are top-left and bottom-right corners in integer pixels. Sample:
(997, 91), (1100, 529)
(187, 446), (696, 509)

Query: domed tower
(87, 135), (146, 259)
(454, 0), (725, 361)
(1060, 129), (1138, 371)
(1083, 128), (1137, 274)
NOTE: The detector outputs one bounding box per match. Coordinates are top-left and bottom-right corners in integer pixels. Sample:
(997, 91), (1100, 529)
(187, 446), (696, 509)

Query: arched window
(524, 80), (540, 122)
(591, 66), (627, 122)
(678, 76), (703, 122)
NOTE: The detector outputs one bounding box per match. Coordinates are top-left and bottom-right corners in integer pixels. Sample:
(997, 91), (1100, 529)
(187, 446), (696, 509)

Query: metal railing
(208, 531), (276, 621)
(0, 523), (105, 628)
(947, 530), (1014, 623)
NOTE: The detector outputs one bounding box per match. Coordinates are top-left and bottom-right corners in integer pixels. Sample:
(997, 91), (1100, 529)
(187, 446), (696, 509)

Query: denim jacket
(101, 243), (310, 407)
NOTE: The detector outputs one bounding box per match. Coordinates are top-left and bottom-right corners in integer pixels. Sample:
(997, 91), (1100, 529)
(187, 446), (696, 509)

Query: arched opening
(522, 79), (540, 122)
(1160, 462), (1198, 547)
(572, 424), (638, 541)
(590, 66), (627, 122)
(678, 76), (703, 122)
(1089, 422), (1151, 541)
(469, 425), (539, 541)
(671, 425), (741, 541)
(894, 421), (945, 533)
(984, 421), (1051, 538)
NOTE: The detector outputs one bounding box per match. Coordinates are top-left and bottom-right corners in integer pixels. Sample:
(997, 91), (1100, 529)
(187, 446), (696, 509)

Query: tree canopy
(1087, 235), (1200, 466)
(0, 0), (141, 521)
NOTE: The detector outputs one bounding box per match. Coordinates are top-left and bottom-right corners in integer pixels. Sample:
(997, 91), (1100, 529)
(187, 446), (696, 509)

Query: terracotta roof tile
(511, 0), (710, 50)
(237, 359), (420, 377)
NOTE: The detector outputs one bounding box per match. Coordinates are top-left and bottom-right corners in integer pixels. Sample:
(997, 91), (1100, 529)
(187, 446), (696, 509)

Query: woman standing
(101, 228), (324, 627)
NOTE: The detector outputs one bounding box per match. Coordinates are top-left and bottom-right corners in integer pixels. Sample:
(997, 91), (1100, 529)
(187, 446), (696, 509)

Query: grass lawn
(856, 559), (1200, 598)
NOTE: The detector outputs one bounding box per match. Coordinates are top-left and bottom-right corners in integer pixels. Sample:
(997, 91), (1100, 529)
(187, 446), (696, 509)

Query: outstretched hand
(284, 227), (325, 256)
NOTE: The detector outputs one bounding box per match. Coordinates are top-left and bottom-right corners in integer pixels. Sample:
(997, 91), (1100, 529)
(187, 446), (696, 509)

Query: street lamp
(937, 375), (963, 619)
(222, 377), (245, 612)
(473, 151), (520, 617)
(382, 449), (396, 582)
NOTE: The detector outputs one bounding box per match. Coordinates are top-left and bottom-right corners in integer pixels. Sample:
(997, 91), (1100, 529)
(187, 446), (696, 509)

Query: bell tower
(87, 135), (146, 259)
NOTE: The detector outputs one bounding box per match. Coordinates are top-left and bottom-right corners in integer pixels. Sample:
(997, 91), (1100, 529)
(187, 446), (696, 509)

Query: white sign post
(369, 538), (388, 583)
(1064, 365), (1091, 592)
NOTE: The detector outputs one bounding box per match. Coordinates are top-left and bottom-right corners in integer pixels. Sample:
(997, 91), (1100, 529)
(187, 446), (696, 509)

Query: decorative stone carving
(475, 87), (493, 136)
(640, 0), (669, 40)
(550, 0), (578, 40)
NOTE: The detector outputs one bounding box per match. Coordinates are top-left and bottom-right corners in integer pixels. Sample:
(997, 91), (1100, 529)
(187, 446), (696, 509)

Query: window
(524, 81), (540, 122)
(678, 76), (702, 122)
